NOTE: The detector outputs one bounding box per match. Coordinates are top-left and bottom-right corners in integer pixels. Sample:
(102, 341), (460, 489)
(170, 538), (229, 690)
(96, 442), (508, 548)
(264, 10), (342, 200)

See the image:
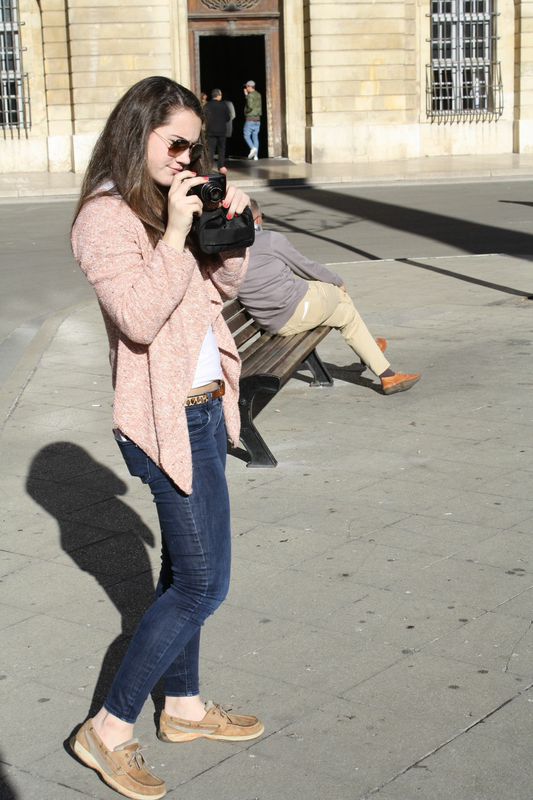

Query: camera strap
(191, 206), (255, 255)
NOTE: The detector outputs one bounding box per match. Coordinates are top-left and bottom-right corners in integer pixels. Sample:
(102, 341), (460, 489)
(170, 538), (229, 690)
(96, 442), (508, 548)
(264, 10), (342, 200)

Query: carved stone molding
(200, 0), (260, 10)
(188, 0), (278, 18)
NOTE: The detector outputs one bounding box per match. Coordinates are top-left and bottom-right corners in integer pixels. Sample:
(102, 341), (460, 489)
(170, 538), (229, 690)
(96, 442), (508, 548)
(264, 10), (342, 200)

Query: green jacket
(244, 90), (262, 120)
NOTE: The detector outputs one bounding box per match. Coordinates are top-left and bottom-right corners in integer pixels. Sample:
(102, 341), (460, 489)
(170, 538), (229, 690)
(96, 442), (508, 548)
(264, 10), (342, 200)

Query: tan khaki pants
(278, 282), (390, 376)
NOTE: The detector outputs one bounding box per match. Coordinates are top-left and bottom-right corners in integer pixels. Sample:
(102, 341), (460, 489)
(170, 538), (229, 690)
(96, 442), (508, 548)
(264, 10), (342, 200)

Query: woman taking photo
(70, 76), (262, 800)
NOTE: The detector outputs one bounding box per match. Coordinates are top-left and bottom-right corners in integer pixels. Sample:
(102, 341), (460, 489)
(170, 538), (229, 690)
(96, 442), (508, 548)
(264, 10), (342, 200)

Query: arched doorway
(188, 0), (282, 158)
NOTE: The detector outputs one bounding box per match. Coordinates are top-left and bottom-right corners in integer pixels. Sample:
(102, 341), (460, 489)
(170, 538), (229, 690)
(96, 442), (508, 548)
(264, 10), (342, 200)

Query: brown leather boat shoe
(71, 719), (166, 799)
(158, 701), (264, 743)
(375, 337), (387, 353)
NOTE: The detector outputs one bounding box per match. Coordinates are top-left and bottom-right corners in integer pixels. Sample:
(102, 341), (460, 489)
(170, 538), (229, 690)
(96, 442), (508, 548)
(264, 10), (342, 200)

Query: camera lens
(203, 184), (224, 204)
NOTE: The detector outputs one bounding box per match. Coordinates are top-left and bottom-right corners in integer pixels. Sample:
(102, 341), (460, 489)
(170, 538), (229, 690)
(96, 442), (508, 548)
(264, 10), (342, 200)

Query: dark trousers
(208, 134), (227, 169)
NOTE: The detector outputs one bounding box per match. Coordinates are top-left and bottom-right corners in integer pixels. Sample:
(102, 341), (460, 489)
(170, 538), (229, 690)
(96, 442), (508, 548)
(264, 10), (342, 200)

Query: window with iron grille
(426, 0), (503, 122)
(0, 0), (30, 132)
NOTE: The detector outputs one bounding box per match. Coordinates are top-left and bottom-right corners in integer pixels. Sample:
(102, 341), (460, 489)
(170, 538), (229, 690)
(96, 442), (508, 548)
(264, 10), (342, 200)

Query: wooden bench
(223, 298), (334, 468)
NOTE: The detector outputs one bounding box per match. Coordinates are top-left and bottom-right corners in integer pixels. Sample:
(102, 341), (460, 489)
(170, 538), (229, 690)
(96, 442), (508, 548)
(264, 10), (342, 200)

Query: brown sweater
(72, 193), (248, 494)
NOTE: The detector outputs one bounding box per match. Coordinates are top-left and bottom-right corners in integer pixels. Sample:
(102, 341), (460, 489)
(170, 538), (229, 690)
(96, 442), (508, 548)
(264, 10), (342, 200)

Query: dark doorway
(199, 35), (267, 159)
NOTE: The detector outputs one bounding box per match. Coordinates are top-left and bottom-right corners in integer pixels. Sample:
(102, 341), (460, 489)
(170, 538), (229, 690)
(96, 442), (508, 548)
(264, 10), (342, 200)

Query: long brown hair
(73, 76), (208, 245)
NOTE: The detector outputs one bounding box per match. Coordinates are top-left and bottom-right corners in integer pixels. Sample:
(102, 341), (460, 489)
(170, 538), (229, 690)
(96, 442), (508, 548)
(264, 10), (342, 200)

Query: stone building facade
(1, 0), (531, 173)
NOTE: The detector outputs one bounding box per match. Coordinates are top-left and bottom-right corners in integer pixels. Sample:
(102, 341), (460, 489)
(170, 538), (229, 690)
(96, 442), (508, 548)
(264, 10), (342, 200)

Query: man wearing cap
(243, 80), (262, 160)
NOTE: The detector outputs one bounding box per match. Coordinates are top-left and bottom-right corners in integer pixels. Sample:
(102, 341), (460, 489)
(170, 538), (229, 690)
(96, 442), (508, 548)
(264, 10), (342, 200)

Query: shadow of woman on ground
(26, 442), (160, 720)
(0, 750), (19, 800)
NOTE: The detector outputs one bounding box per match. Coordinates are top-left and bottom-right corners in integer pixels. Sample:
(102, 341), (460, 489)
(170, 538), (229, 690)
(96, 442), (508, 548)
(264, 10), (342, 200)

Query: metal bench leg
(302, 349), (334, 387)
(238, 396), (278, 468)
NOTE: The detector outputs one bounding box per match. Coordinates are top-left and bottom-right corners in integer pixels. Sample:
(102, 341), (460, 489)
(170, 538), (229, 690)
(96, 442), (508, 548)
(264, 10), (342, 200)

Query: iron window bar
(0, 0), (30, 134)
(426, 0), (503, 122)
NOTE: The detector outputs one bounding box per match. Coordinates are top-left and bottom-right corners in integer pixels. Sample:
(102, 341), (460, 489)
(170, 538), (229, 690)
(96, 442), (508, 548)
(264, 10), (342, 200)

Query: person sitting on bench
(237, 199), (421, 395)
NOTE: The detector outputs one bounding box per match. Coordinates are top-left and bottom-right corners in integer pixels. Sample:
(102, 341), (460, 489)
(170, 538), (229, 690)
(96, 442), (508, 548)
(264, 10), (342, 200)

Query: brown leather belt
(184, 381), (225, 407)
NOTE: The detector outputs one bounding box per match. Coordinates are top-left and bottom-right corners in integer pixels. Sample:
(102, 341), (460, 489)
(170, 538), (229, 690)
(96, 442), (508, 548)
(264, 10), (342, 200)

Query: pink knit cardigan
(72, 194), (248, 494)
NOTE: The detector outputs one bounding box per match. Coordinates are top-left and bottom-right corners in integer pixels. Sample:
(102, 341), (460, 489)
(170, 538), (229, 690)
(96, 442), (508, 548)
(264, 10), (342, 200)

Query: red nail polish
(227, 213), (233, 220)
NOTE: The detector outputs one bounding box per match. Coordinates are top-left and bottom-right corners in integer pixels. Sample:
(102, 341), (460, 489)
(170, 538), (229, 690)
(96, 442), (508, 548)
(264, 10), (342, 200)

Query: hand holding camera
(188, 174), (250, 221)
(164, 170), (252, 254)
(163, 170), (207, 251)
(187, 173), (226, 212)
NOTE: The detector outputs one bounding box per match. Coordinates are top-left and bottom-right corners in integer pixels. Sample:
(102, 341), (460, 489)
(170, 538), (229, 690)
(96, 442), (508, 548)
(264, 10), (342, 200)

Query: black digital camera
(188, 173), (226, 211)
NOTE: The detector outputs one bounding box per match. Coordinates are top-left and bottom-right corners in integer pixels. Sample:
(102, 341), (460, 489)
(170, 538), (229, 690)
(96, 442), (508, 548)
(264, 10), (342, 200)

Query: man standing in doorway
(225, 96), (236, 159)
(204, 88), (230, 174)
(243, 80), (262, 160)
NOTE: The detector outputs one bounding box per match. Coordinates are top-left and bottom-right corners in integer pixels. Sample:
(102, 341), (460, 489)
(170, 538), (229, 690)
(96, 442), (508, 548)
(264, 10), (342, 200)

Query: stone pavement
(2, 151), (533, 200)
(1, 217), (533, 799)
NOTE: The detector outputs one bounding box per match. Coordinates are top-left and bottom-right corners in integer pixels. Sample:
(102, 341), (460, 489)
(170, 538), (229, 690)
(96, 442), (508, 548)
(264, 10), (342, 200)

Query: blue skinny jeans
(104, 397), (231, 724)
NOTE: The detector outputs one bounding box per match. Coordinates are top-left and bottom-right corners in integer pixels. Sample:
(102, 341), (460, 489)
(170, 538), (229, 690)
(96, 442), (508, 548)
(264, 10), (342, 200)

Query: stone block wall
(303, 0), (516, 163)
(7, 0), (175, 172)
(40, 0), (73, 171)
(66, 0), (173, 170)
(304, 0), (418, 162)
(514, 0), (533, 152)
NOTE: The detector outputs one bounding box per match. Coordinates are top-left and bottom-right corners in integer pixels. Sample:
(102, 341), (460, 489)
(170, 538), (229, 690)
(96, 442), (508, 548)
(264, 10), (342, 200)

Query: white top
(114, 326), (222, 441)
(191, 325), (223, 388)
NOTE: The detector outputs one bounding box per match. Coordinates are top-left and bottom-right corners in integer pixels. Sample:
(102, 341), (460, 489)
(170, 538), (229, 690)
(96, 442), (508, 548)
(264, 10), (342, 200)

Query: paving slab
(312, 588), (483, 651)
(356, 519), (490, 558)
(425, 610), (533, 676)
(0, 764), (96, 800)
(368, 691), (533, 800)
(391, 555), (532, 609)
(493, 586), (533, 620)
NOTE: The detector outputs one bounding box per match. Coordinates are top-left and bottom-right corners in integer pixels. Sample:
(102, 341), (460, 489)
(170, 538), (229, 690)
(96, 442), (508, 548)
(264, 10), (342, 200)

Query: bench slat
(241, 328), (330, 381)
(234, 323), (260, 349)
(241, 329), (323, 370)
(239, 332), (286, 374)
(225, 309), (254, 334)
(223, 297), (334, 468)
(237, 331), (273, 369)
(222, 299), (243, 322)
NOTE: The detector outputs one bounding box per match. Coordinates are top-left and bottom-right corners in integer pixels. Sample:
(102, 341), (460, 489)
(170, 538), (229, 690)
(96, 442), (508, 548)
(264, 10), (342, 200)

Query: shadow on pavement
(397, 257), (533, 298)
(0, 753), (18, 800)
(321, 362), (382, 392)
(25, 442), (156, 717)
(261, 212), (378, 261)
(499, 199), (533, 209)
(258, 184), (533, 297)
(272, 184), (533, 268)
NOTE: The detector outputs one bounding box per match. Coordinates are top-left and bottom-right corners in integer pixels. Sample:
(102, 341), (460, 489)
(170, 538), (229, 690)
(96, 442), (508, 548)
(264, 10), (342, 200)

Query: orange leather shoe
(375, 337), (387, 353)
(381, 372), (421, 395)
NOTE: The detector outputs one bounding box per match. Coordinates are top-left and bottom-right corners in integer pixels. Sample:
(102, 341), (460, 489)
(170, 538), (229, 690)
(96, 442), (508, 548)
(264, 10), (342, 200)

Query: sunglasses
(153, 129), (203, 161)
